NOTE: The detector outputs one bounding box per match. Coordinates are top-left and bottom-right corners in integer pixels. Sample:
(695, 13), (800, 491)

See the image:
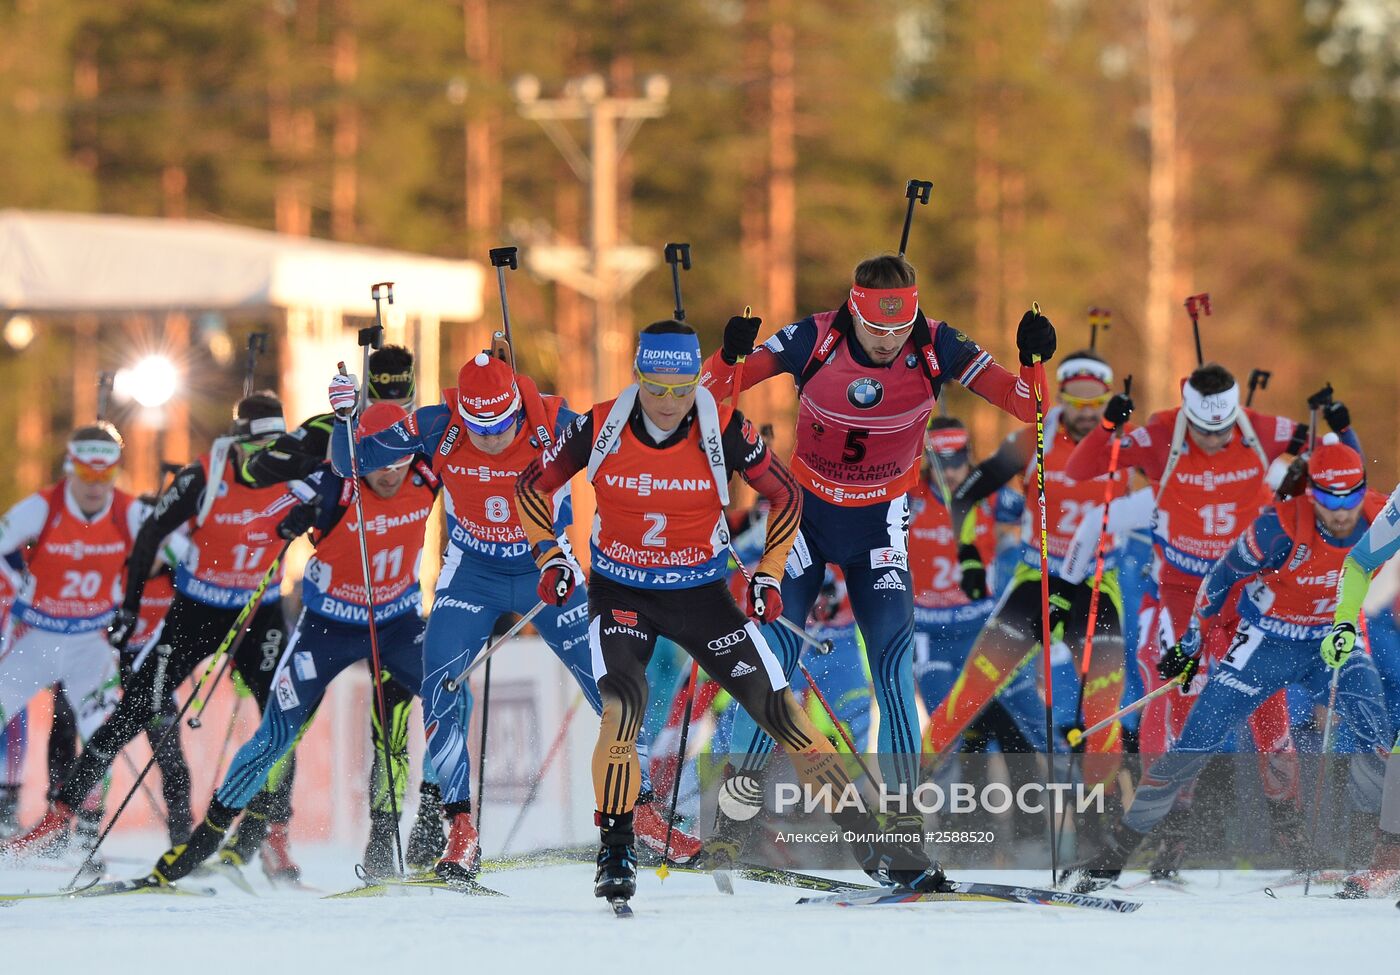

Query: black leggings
(588, 577), (823, 816)
(58, 595), (288, 817)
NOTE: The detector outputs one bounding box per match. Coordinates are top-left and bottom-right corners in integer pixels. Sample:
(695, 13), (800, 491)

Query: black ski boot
(406, 781), (446, 873)
(852, 817), (948, 893)
(594, 811), (638, 902)
(218, 807), (271, 869)
(1147, 804), (1192, 880)
(153, 800), (237, 884)
(1266, 798), (1311, 873)
(363, 809), (400, 879)
(1060, 820), (1145, 893)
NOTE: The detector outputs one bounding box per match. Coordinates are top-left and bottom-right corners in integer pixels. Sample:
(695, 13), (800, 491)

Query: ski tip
(1264, 887), (1277, 899)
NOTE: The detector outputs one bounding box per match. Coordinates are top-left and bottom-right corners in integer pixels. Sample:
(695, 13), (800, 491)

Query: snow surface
(1, 834), (1394, 975)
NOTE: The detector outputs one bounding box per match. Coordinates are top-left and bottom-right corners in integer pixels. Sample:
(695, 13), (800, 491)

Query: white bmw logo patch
(847, 378), (884, 409)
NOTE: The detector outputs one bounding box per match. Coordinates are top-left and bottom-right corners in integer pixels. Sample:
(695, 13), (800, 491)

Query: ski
(0, 875), (217, 902)
(671, 863), (870, 893)
(192, 859), (258, 896)
(798, 880), (1141, 913)
(607, 895), (634, 918)
(481, 845), (593, 872)
(324, 873), (505, 900)
(1115, 874), (1192, 893)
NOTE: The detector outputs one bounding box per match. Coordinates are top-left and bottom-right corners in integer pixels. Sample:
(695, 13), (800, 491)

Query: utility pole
(513, 73), (669, 401)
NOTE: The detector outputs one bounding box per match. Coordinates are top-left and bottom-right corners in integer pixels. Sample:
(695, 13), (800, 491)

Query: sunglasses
(463, 412), (520, 437)
(636, 372), (700, 399)
(1310, 485), (1365, 511)
(854, 312), (915, 339)
(1059, 392), (1111, 409)
(70, 463), (119, 485)
(1188, 422), (1234, 440)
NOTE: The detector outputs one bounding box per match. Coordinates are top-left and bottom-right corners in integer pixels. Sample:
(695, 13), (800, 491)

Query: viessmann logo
(43, 539), (126, 558)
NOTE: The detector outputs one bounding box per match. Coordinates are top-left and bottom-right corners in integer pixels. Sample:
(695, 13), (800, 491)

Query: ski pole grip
(489, 246), (519, 270)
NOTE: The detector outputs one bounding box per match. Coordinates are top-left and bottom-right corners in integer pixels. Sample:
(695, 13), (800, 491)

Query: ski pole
(1055, 375), (1131, 857)
(1065, 673), (1187, 747)
(243, 332), (269, 399)
(67, 543), (288, 887)
(1088, 307), (1111, 352)
(1303, 620), (1352, 896)
(1069, 376), (1133, 741)
(1246, 369), (1271, 407)
(488, 247), (519, 352)
(501, 691), (585, 853)
(336, 304), (405, 875)
(663, 243), (691, 321)
(1028, 301), (1059, 885)
(898, 179), (933, 257)
(476, 656), (492, 835)
(441, 601), (547, 692)
(1184, 293), (1211, 367)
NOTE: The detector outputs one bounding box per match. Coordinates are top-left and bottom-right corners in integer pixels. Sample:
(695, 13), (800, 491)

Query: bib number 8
(484, 495), (512, 524)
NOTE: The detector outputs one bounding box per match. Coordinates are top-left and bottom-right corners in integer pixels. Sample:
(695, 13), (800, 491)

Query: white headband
(1182, 381), (1240, 432)
(65, 439), (122, 471)
(1056, 356), (1114, 388)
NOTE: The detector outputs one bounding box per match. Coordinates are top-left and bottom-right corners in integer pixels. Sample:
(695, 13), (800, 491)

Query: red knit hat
(456, 352), (521, 429)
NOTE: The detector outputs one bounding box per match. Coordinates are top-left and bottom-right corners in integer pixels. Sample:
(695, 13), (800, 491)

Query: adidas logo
(730, 660), (757, 678)
(874, 571), (906, 592)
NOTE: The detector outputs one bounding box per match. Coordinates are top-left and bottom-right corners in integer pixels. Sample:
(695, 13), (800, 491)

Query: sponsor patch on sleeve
(870, 547), (908, 571)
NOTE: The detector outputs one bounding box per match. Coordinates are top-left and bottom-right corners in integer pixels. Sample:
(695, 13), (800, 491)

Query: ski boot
(594, 810), (638, 902)
(435, 802), (481, 883)
(1266, 798), (1311, 873)
(850, 816), (948, 893)
(0, 784), (19, 839)
(217, 806), (268, 877)
(1059, 820), (1146, 893)
(0, 801), (73, 859)
(362, 810), (400, 879)
(633, 788), (703, 864)
(1146, 804), (1192, 881)
(405, 781), (446, 873)
(702, 770), (763, 868)
(259, 821), (301, 884)
(153, 801), (237, 884)
(1338, 832), (1400, 900)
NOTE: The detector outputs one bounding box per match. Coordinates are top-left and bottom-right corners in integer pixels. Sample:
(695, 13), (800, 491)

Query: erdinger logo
(878, 295), (904, 318)
(847, 378), (884, 409)
(611, 609), (638, 627)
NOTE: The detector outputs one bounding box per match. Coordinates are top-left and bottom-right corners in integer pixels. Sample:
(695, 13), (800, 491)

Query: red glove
(537, 552), (576, 607)
(746, 572), (783, 623)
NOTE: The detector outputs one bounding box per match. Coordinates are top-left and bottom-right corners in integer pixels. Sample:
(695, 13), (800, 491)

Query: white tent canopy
(0, 209), (483, 318)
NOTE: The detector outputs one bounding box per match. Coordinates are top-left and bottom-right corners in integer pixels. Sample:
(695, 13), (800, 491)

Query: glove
(1157, 626), (1202, 687)
(746, 572), (784, 623)
(1321, 621), (1357, 669)
(1015, 308), (1056, 367)
(1102, 392), (1134, 428)
(107, 606), (139, 651)
(1323, 400), (1350, 434)
(277, 500), (319, 541)
(328, 372), (359, 417)
(722, 314), (762, 366)
(957, 544), (987, 601)
(537, 551), (576, 607)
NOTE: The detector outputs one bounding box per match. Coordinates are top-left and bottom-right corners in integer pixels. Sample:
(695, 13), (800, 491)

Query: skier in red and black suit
(701, 253), (1055, 824)
(518, 319), (951, 909)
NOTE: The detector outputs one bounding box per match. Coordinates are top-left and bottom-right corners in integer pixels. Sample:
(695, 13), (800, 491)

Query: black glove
(277, 500), (320, 541)
(1323, 400), (1350, 434)
(1157, 634), (1202, 686)
(722, 314), (762, 366)
(107, 606), (139, 651)
(1103, 392), (1134, 428)
(957, 544), (987, 601)
(1016, 308), (1056, 367)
